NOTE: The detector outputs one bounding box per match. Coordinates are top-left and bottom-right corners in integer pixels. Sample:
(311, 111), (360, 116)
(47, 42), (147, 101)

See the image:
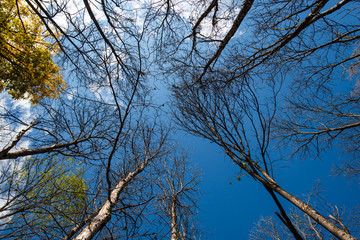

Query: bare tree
(241, 0), (360, 178)
(167, 0), (359, 239)
(154, 151), (202, 240)
(172, 73), (356, 239)
(72, 122), (170, 240)
(165, 0), (360, 180)
(250, 184), (360, 240)
(250, 216), (292, 240)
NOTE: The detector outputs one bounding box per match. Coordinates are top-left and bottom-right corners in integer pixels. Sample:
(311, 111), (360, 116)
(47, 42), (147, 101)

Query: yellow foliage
(0, 0), (65, 103)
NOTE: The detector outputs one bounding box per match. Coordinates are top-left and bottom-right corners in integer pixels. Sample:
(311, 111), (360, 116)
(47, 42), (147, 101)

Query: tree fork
(264, 186), (304, 240)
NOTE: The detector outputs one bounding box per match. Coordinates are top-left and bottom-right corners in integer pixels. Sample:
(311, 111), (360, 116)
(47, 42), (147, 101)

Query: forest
(0, 0), (359, 239)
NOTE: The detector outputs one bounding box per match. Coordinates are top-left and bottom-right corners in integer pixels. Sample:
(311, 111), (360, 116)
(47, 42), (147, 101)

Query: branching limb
(0, 120), (37, 158)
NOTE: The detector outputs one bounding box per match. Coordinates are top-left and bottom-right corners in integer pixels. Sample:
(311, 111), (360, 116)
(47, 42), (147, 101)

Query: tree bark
(74, 159), (149, 240)
(0, 120), (36, 158)
(237, 157), (356, 240)
(170, 199), (179, 240)
(0, 138), (88, 160)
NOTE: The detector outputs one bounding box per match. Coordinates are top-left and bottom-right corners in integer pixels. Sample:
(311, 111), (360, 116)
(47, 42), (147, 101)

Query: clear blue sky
(181, 134), (360, 239)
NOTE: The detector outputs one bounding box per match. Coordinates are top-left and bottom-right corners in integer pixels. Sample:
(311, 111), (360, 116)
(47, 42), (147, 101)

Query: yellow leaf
(0, 0), (65, 103)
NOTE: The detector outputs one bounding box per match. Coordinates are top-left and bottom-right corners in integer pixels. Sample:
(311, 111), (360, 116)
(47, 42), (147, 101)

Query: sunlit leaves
(0, 0), (65, 103)
(6, 156), (88, 238)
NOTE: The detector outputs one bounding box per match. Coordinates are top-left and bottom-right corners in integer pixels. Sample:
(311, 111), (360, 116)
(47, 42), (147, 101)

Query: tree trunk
(170, 199), (179, 240)
(74, 160), (149, 240)
(239, 158), (356, 240)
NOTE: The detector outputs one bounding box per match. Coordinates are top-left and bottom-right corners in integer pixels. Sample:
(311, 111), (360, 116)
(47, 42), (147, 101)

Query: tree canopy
(0, 157), (88, 239)
(0, 0), (65, 103)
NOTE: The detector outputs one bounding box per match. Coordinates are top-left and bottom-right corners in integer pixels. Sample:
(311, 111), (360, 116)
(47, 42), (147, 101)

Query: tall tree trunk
(170, 199), (179, 240)
(74, 159), (149, 240)
(237, 156), (356, 240)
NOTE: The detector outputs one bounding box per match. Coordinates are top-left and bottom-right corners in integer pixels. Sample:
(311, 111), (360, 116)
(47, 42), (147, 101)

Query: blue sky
(181, 134), (360, 239)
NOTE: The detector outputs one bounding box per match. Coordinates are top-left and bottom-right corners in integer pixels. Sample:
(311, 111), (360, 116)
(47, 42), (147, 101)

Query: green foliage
(0, 0), (65, 103)
(7, 156), (88, 238)
(25, 158), (87, 223)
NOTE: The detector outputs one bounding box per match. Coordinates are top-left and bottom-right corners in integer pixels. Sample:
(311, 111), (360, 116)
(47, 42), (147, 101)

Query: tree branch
(0, 138), (89, 160)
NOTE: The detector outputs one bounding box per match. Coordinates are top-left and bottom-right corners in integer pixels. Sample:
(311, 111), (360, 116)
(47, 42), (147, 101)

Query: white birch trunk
(170, 199), (179, 240)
